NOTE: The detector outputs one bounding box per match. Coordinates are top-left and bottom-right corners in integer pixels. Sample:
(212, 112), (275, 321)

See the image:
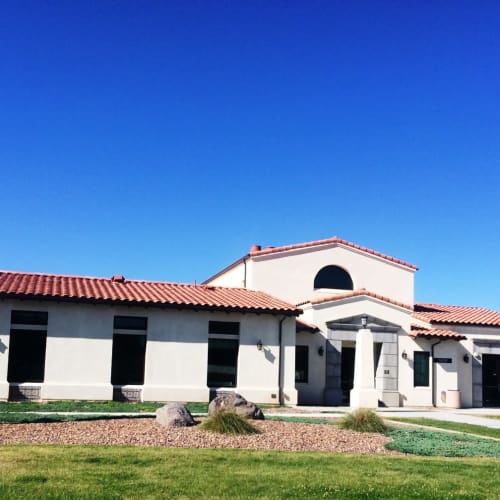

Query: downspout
(278, 315), (287, 405)
(431, 339), (442, 407)
(243, 257), (247, 288)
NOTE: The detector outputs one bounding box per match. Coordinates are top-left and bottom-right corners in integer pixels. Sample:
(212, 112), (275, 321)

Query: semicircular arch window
(314, 265), (353, 290)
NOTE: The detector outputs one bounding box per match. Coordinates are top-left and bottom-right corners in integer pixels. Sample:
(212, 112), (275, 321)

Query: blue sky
(1, 1), (499, 309)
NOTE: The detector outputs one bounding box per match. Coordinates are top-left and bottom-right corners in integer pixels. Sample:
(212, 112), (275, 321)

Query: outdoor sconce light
(401, 350), (408, 360)
(361, 315), (368, 328)
(318, 346), (324, 356)
(463, 354), (470, 363)
(473, 351), (481, 360)
(257, 340), (263, 351)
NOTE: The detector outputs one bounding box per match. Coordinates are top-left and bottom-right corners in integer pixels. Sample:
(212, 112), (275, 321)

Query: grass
(387, 417), (500, 440)
(0, 400), (208, 414)
(338, 408), (387, 434)
(267, 416), (337, 425)
(482, 415), (500, 420)
(200, 411), (260, 434)
(387, 427), (500, 458)
(0, 413), (151, 424)
(0, 445), (499, 499)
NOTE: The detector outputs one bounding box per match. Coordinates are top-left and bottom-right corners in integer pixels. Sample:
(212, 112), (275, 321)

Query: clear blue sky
(1, 1), (499, 309)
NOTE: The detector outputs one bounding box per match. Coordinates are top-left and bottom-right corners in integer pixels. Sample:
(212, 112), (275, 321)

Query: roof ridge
(248, 236), (418, 270)
(0, 269), (257, 291)
(305, 288), (413, 311)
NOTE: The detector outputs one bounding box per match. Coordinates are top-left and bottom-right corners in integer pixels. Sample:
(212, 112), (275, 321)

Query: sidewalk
(266, 406), (500, 429)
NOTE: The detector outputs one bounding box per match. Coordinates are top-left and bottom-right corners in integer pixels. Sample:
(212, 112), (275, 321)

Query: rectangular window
(11, 310), (48, 326)
(111, 334), (147, 385)
(113, 316), (148, 330)
(8, 310), (48, 383)
(414, 351), (430, 387)
(207, 321), (239, 388)
(111, 315), (147, 386)
(295, 345), (309, 383)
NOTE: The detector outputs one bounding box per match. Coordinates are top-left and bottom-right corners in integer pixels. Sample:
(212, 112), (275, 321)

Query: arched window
(314, 265), (353, 290)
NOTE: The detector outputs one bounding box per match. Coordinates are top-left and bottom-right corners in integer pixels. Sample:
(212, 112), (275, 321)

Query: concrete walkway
(266, 406), (500, 429)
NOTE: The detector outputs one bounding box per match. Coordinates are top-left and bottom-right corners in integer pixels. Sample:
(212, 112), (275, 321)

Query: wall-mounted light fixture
(463, 354), (470, 363)
(318, 345), (324, 356)
(257, 340), (263, 351)
(361, 315), (368, 328)
(401, 350), (408, 360)
(473, 351), (481, 360)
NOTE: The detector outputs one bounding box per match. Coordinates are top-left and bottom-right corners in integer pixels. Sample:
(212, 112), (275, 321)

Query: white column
(350, 327), (378, 408)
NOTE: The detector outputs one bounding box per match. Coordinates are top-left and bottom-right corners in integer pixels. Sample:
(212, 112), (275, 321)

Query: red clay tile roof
(0, 271), (300, 316)
(413, 303), (500, 327)
(410, 325), (466, 340)
(296, 318), (320, 333)
(249, 236), (418, 270)
(306, 289), (413, 311)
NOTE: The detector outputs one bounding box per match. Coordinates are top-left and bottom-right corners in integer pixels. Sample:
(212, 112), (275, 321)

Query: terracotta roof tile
(0, 271), (300, 316)
(307, 289), (413, 311)
(249, 236), (418, 270)
(413, 303), (500, 327)
(296, 318), (320, 333)
(410, 325), (466, 340)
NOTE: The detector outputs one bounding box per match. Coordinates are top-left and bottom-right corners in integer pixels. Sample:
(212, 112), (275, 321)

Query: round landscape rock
(156, 403), (196, 427)
(208, 393), (264, 420)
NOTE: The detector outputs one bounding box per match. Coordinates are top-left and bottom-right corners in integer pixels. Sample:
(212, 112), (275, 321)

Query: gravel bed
(0, 418), (398, 455)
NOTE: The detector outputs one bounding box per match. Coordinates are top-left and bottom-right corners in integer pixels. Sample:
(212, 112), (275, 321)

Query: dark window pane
(207, 338), (239, 387)
(295, 345), (309, 383)
(208, 321), (240, 335)
(7, 330), (47, 383)
(11, 310), (48, 326)
(113, 316), (147, 330)
(111, 334), (147, 385)
(414, 351), (430, 387)
(314, 266), (353, 290)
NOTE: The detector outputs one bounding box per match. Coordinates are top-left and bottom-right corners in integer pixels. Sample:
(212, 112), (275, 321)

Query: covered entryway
(325, 314), (400, 407)
(482, 354), (500, 407)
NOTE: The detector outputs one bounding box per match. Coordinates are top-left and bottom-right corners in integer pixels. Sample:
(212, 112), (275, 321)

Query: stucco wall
(295, 330), (325, 404)
(0, 299), (297, 404)
(244, 244), (414, 305)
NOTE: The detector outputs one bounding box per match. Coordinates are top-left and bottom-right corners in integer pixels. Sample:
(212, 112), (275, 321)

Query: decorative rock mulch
(0, 418), (399, 455)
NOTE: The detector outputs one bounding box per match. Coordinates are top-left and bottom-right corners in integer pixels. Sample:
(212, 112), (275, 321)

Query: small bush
(338, 408), (386, 434)
(200, 411), (260, 435)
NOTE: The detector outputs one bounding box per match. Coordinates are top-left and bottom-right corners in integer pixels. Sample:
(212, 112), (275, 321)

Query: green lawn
(387, 417), (500, 440)
(0, 445), (499, 499)
(0, 401), (208, 414)
(266, 416), (338, 425)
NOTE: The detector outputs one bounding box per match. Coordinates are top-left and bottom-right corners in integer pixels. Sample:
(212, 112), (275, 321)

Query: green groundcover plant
(200, 411), (260, 435)
(386, 427), (500, 458)
(338, 408), (387, 434)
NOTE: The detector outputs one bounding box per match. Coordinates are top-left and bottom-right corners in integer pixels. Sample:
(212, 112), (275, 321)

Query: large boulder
(156, 403), (196, 427)
(208, 393), (264, 420)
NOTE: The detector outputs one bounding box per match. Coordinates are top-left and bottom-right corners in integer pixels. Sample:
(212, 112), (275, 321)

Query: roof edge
(0, 292), (301, 317)
(249, 236), (418, 271)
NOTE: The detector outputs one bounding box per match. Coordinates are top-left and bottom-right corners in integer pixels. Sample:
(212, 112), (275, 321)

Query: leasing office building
(205, 236), (500, 408)
(1, 236), (500, 407)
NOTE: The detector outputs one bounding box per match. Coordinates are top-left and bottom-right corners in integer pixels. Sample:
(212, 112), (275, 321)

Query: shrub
(200, 411), (261, 435)
(338, 408), (386, 434)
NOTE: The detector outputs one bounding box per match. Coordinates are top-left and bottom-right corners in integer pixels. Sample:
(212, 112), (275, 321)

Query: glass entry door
(482, 354), (500, 407)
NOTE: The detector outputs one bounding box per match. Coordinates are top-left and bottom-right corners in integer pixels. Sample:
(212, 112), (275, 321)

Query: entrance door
(482, 354), (500, 407)
(341, 347), (355, 405)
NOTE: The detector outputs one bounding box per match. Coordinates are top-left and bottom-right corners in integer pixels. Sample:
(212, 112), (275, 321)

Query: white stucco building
(1, 235), (500, 408)
(205, 236), (500, 408)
